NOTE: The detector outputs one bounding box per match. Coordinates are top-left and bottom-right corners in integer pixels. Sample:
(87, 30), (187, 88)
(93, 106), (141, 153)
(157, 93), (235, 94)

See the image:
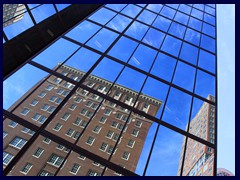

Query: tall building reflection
(3, 64), (162, 176)
(3, 4), (25, 27)
(178, 95), (215, 176)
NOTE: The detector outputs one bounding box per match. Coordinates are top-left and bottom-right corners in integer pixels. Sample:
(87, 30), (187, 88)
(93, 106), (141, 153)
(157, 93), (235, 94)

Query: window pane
(161, 35), (182, 57)
(198, 50), (215, 74)
(121, 4), (142, 18)
(142, 28), (165, 49)
(188, 17), (202, 31)
(184, 28), (201, 46)
(88, 7), (116, 25)
(200, 34), (216, 53)
(160, 6), (176, 19)
(105, 4), (127, 12)
(31, 4), (56, 23)
(174, 11), (189, 25)
(202, 23), (215, 38)
(168, 22), (186, 39)
(125, 21), (148, 41)
(137, 10), (157, 25)
(106, 14), (132, 33)
(180, 42), (199, 65)
(152, 15), (171, 32)
(56, 4), (71, 11)
(146, 4), (163, 13)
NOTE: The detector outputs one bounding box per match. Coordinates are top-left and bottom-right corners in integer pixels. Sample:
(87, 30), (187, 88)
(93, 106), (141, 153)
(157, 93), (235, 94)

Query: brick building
(3, 4), (25, 27)
(178, 95), (215, 176)
(3, 64), (162, 176)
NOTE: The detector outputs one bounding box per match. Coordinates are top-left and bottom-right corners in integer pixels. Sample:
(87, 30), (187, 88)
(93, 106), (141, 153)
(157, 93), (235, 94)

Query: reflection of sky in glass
(191, 8), (203, 20)
(145, 126), (183, 176)
(195, 70), (215, 99)
(63, 47), (100, 73)
(31, 4), (56, 23)
(137, 9), (157, 25)
(105, 4), (127, 12)
(90, 58), (123, 82)
(116, 67), (146, 92)
(190, 97), (205, 120)
(194, 4), (204, 11)
(173, 62), (196, 92)
(184, 28), (201, 46)
(87, 28), (118, 52)
(178, 4), (191, 14)
(146, 4), (163, 13)
(3, 64), (48, 109)
(33, 38), (79, 69)
(201, 34), (216, 53)
(125, 21), (148, 40)
(65, 21), (101, 44)
(180, 42), (198, 65)
(204, 13), (215, 26)
(198, 50), (215, 74)
(151, 53), (176, 82)
(205, 6), (215, 16)
(174, 11), (189, 25)
(169, 22), (186, 39)
(152, 15), (171, 32)
(121, 4), (142, 18)
(106, 14), (132, 32)
(162, 88), (192, 130)
(129, 44), (157, 72)
(108, 36), (138, 62)
(160, 6), (176, 19)
(202, 23), (215, 38)
(4, 11), (34, 40)
(88, 7), (116, 25)
(161, 35), (182, 57)
(142, 28), (165, 49)
(188, 17), (202, 31)
(56, 4), (71, 11)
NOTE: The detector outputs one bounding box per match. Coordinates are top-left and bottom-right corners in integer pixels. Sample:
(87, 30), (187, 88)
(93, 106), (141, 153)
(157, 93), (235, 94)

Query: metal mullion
(179, 5), (198, 176)
(3, 31), (8, 43)
(142, 5), (181, 176)
(53, 4), (66, 28)
(79, 83), (216, 149)
(62, 28), (216, 106)
(2, 110), (138, 176)
(24, 4), (37, 26)
(213, 4), (218, 176)
(101, 4), (162, 176)
(55, 58), (129, 176)
(100, 4), (150, 176)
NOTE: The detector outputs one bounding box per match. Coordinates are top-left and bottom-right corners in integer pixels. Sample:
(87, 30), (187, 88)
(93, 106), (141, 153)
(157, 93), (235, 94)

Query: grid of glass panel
(3, 4), (217, 176)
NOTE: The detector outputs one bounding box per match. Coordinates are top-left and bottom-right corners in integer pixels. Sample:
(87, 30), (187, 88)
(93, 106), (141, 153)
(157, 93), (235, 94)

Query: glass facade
(3, 4), (217, 176)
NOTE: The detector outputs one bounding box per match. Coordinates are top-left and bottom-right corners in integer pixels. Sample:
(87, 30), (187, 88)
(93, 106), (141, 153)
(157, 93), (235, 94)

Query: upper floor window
(86, 136), (95, 145)
(87, 170), (100, 176)
(8, 120), (18, 128)
(47, 154), (64, 167)
(104, 109), (112, 116)
(33, 147), (44, 158)
(30, 99), (39, 106)
(132, 129), (139, 137)
(20, 108), (30, 115)
(9, 136), (27, 149)
(20, 163), (33, 174)
(38, 170), (53, 176)
(61, 112), (71, 121)
(3, 151), (14, 165)
(70, 163), (81, 174)
(45, 85), (54, 91)
(122, 151), (130, 160)
(99, 117), (107, 124)
(38, 91), (47, 98)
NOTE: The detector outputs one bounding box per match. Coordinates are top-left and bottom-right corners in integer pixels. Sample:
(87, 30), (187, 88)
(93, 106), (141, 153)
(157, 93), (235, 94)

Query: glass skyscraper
(3, 4), (217, 176)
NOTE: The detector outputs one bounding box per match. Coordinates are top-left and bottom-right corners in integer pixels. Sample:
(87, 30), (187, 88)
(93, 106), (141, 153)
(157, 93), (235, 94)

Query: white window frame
(53, 123), (62, 131)
(99, 142), (108, 152)
(20, 163), (33, 174)
(86, 136), (95, 146)
(20, 108), (30, 116)
(9, 137), (27, 149)
(30, 99), (39, 106)
(69, 163), (81, 175)
(122, 152), (130, 160)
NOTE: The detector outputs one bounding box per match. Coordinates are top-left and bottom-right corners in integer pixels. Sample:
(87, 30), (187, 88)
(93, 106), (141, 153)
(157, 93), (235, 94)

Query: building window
(127, 139), (135, 148)
(21, 127), (29, 133)
(28, 130), (35, 136)
(43, 137), (51, 144)
(9, 136), (27, 149)
(49, 95), (58, 102)
(30, 99), (39, 106)
(38, 170), (53, 176)
(56, 144), (64, 150)
(107, 146), (114, 154)
(86, 136), (95, 145)
(115, 91), (120, 96)
(93, 125), (101, 134)
(73, 117), (81, 126)
(61, 112), (71, 121)
(69, 104), (77, 111)
(79, 154), (86, 160)
(62, 90), (70, 97)
(116, 113), (122, 119)
(8, 120), (18, 128)
(143, 103), (149, 108)
(80, 108), (87, 115)
(91, 103), (98, 110)
(86, 111), (94, 118)
(38, 116), (47, 124)
(112, 121), (118, 128)
(73, 131), (81, 140)
(122, 152), (130, 160)
(20, 163), (33, 174)
(38, 91), (46, 98)
(75, 97), (82, 103)
(135, 120), (142, 128)
(87, 81), (95, 87)
(98, 85), (105, 90)
(20, 108), (30, 115)
(66, 129), (75, 137)
(80, 120), (87, 128)
(86, 101), (93, 107)
(61, 71), (68, 76)
(99, 142), (108, 152)
(132, 129), (139, 137)
(46, 85), (54, 91)
(104, 109), (112, 116)
(32, 113), (41, 121)
(70, 163), (80, 174)
(57, 89), (64, 95)
(3, 151), (14, 165)
(53, 123), (62, 131)
(99, 117), (107, 124)
(87, 170), (100, 176)
(53, 77), (62, 84)
(106, 130), (114, 139)
(122, 115), (128, 122)
(47, 154), (64, 167)
(55, 98), (63, 104)
(113, 133), (120, 141)
(33, 148), (44, 158)
(81, 90), (88, 96)
(3, 131), (8, 138)
(47, 106), (56, 114)
(117, 124), (124, 130)
(41, 104), (50, 111)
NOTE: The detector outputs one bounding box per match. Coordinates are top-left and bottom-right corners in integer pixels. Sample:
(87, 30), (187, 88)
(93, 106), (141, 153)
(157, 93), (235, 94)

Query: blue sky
(3, 4), (235, 175)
